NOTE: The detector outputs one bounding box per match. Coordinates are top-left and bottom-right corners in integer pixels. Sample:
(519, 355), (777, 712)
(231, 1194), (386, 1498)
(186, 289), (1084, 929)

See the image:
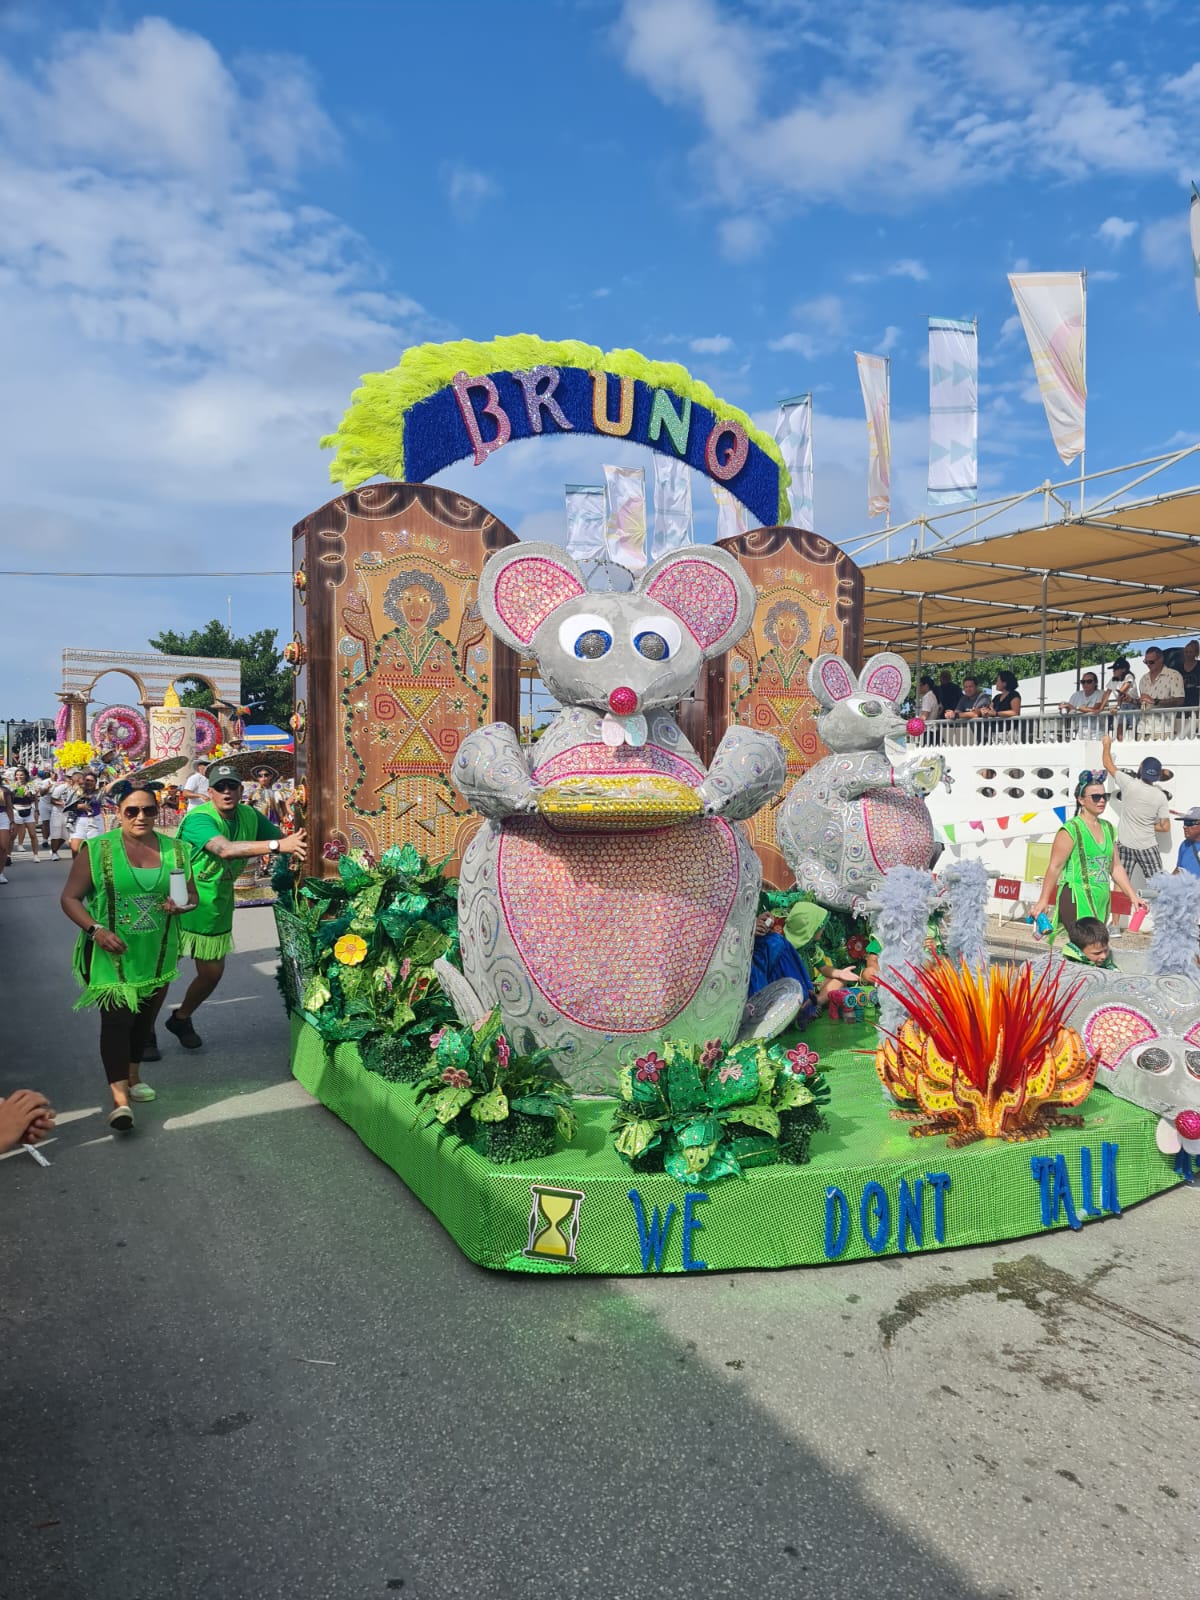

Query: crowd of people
(915, 645), (1200, 737)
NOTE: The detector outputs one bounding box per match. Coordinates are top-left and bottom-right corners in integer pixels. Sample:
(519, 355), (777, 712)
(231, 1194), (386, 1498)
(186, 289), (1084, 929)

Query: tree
(148, 621), (293, 727)
(931, 644), (1130, 686)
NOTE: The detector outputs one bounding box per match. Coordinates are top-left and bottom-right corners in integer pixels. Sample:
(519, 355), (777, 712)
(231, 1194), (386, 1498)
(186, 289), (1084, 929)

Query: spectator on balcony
(1138, 646), (1184, 708)
(1099, 657), (1138, 711)
(935, 669), (960, 716)
(917, 674), (941, 722)
(944, 675), (991, 720)
(1059, 672), (1104, 715)
(1101, 732), (1170, 903)
(1180, 639), (1200, 708)
(979, 670), (1022, 719)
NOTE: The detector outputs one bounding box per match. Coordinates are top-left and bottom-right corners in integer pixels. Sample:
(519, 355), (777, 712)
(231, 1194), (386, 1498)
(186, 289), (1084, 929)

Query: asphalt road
(1, 852), (1197, 1600)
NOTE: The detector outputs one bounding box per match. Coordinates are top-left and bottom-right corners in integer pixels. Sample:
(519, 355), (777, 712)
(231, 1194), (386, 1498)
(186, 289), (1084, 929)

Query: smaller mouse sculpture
(1078, 999), (1200, 1160)
(776, 653), (946, 914)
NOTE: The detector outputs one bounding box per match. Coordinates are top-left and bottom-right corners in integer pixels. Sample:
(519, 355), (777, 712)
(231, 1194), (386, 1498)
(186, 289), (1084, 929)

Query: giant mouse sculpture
(437, 541), (795, 1094)
(776, 652), (945, 914)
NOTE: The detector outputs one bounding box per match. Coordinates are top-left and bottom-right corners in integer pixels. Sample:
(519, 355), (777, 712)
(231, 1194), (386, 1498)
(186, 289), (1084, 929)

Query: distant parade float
(277, 335), (1191, 1274)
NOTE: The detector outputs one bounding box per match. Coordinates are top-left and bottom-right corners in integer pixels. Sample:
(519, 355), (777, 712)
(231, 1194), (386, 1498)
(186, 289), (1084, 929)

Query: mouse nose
(608, 686), (639, 715)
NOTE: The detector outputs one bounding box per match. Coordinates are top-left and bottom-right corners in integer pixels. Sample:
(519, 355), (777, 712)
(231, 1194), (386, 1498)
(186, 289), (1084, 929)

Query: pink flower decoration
(400, 957), (411, 980)
(429, 1028), (446, 1049)
(717, 1062), (743, 1084)
(700, 1038), (724, 1069)
(322, 838), (347, 860)
(441, 1067), (471, 1089)
(786, 1043), (820, 1077)
(497, 1034), (511, 1068)
(634, 1051), (664, 1083)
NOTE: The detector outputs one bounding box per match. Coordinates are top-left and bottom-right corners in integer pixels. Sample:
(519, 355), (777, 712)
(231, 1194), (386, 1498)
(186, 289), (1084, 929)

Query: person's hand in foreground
(0, 1090), (56, 1152)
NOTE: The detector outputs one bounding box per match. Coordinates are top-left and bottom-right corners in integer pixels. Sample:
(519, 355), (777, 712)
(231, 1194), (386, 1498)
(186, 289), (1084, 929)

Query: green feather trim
(180, 930), (234, 961)
(320, 334), (791, 522)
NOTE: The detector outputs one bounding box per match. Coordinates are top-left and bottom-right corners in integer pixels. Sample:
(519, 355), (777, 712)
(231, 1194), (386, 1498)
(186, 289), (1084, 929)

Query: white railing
(917, 707), (1200, 747)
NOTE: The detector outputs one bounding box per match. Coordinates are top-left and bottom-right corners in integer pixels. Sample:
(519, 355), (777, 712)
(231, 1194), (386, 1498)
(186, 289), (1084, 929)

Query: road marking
(163, 1080), (317, 1130)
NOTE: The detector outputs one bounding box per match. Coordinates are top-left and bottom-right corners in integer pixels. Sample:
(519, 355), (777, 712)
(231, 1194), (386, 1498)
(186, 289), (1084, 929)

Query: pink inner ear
(862, 663), (904, 702)
(1082, 1004), (1158, 1066)
(818, 658), (855, 702)
(1184, 1021), (1200, 1046)
(492, 557), (585, 646)
(645, 560), (739, 650)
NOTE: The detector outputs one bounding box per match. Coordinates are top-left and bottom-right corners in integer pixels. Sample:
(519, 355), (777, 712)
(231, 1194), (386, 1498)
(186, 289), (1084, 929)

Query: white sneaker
(0, 873), (8, 884)
(128, 1083), (156, 1103)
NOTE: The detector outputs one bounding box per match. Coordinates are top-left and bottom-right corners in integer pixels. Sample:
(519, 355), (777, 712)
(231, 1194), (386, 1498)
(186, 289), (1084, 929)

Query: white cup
(169, 870), (189, 908)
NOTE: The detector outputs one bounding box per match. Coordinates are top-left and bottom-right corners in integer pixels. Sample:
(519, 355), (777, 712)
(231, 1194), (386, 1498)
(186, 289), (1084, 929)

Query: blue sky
(2, 0), (1198, 713)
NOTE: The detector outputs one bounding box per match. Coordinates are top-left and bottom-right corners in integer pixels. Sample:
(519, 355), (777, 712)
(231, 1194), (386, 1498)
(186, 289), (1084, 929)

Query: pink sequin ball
(609, 686), (638, 715)
(1174, 1109), (1200, 1140)
(906, 717), (926, 737)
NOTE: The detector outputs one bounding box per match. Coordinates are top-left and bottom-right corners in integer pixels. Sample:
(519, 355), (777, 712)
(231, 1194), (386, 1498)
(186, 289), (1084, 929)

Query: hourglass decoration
(525, 1185), (584, 1263)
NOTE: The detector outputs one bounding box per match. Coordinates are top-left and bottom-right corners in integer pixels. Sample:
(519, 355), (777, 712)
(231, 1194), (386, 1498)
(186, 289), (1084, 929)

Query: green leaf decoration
(673, 1114), (721, 1149)
(614, 1119), (660, 1161)
(337, 855), (375, 893)
(553, 1105), (577, 1143)
(664, 1140), (724, 1184)
(706, 1057), (761, 1109)
(397, 843), (422, 876)
(509, 1093), (557, 1118)
(302, 974), (331, 1011)
(726, 1133), (778, 1169)
(774, 1077), (815, 1111)
(471, 1086), (510, 1123)
(435, 1029), (471, 1070)
(432, 1085), (474, 1124)
(722, 1102), (781, 1139)
(666, 1053), (705, 1112)
(299, 877), (349, 902)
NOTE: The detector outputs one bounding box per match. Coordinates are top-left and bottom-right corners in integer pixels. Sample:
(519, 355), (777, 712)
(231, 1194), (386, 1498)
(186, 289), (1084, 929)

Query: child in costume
(59, 781), (197, 1130)
(1062, 916), (1117, 969)
(165, 761), (307, 1050)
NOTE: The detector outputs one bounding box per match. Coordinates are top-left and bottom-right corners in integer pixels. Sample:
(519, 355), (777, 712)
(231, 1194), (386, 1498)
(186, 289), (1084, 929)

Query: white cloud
(442, 162), (499, 219)
(1097, 215), (1137, 245)
(888, 258), (928, 281)
(768, 294), (846, 360)
(767, 331), (820, 359)
(998, 313), (1023, 344)
(619, 0), (1186, 213)
(0, 18), (437, 710)
(878, 324), (903, 354)
(1162, 63), (1200, 97)
(689, 334), (733, 354)
(718, 214), (767, 260)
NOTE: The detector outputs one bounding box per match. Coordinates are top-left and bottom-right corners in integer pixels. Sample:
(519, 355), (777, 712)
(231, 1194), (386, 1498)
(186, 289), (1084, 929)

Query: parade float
(279, 336), (1189, 1273)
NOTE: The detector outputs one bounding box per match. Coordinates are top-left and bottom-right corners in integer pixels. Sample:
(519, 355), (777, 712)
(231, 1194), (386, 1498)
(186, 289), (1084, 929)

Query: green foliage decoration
(610, 1035), (829, 1187)
(413, 1005), (577, 1164)
(148, 618), (294, 727)
(277, 843), (460, 1078)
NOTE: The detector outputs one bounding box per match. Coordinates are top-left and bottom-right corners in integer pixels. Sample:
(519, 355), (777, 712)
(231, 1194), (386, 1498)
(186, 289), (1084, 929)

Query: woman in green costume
(1030, 771), (1146, 944)
(60, 783), (197, 1130)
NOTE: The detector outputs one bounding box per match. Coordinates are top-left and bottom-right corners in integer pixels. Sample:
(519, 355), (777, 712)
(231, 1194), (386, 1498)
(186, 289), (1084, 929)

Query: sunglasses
(1083, 792), (1108, 803)
(122, 805), (158, 818)
(211, 782), (241, 793)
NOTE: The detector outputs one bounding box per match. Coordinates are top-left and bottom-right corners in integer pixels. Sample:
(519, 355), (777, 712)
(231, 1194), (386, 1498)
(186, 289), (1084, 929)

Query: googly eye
(1135, 1046), (1172, 1074)
(1185, 1050), (1200, 1079)
(630, 616), (681, 661)
(860, 700), (883, 718)
(558, 613), (613, 659)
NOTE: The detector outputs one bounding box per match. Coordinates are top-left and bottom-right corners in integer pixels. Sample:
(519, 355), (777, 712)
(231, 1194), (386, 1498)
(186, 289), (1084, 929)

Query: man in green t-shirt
(164, 762), (307, 1049)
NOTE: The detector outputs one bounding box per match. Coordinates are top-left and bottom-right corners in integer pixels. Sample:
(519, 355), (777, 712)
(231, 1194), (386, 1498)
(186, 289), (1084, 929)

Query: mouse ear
(1081, 1003), (1158, 1068)
(640, 545), (755, 658)
(860, 652), (910, 705)
(809, 654), (857, 707)
(477, 543), (587, 651)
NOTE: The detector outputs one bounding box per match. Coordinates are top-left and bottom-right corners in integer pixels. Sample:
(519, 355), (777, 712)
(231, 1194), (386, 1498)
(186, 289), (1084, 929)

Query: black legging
(98, 988), (168, 1085)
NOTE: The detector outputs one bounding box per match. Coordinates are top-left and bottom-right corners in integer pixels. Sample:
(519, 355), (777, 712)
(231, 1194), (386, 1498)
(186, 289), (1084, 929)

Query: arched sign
(322, 335), (790, 528)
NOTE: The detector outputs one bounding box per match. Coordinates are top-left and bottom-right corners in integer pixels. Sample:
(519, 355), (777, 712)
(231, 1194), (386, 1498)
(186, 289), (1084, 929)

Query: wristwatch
(268, 838), (281, 854)
(86, 924), (101, 941)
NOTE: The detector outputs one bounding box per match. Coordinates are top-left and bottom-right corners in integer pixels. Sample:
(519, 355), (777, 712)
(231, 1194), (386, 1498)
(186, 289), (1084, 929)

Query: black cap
(207, 762), (242, 786)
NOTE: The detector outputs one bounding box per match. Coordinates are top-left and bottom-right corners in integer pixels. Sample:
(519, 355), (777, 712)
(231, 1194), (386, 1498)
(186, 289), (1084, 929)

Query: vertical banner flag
(855, 353), (890, 519)
(603, 464), (648, 573)
(1008, 271), (1087, 464)
(564, 484), (606, 562)
(928, 318), (978, 505)
(1191, 184), (1200, 314)
(711, 480), (749, 541)
(773, 394), (814, 529)
(652, 454), (693, 553)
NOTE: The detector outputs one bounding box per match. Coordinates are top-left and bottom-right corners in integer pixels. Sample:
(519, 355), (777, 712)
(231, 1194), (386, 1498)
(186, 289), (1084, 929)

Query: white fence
(918, 708), (1200, 748)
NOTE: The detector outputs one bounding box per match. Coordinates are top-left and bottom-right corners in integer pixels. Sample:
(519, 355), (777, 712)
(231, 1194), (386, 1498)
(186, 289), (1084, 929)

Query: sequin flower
(429, 1028), (446, 1049)
(717, 1062), (743, 1084)
(400, 957), (411, 980)
(322, 837), (347, 861)
(496, 1034), (511, 1069)
(635, 1051), (664, 1083)
(786, 1043), (820, 1077)
(700, 1038), (724, 1069)
(845, 935), (868, 962)
(441, 1067), (471, 1089)
(333, 933), (368, 966)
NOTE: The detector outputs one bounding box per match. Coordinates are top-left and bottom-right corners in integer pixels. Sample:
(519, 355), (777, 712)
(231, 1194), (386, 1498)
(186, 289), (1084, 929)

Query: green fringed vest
(72, 831), (186, 1010)
(178, 801), (261, 960)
